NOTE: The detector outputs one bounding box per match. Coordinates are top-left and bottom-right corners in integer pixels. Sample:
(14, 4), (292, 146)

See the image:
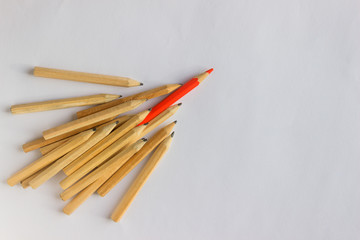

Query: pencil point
(141, 138), (148, 142)
(92, 128), (96, 131)
(143, 122), (149, 125)
(174, 120), (177, 124)
(206, 68), (214, 74)
(148, 108), (152, 111)
(140, 83), (144, 86)
(171, 131), (175, 137)
(177, 103), (182, 106)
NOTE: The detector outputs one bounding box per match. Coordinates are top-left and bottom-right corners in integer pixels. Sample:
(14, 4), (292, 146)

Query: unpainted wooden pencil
(111, 133), (174, 222)
(22, 114), (131, 153)
(60, 124), (147, 190)
(42, 99), (146, 140)
(29, 122), (117, 189)
(63, 109), (151, 176)
(39, 138), (69, 155)
(10, 94), (120, 114)
(34, 67), (142, 87)
(97, 121), (176, 196)
(7, 130), (95, 186)
(60, 139), (147, 201)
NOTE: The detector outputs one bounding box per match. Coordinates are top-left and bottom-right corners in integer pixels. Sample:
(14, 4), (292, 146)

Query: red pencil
(138, 68), (213, 125)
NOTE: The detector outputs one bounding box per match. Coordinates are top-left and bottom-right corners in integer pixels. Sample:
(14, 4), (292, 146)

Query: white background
(1, 0), (360, 239)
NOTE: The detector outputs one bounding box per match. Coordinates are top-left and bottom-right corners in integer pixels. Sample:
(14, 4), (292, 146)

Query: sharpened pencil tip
(174, 120), (177, 124)
(92, 128), (96, 131)
(206, 68), (214, 74)
(143, 122), (149, 125)
(177, 103), (182, 106)
(141, 138), (148, 142)
(148, 108), (152, 111)
(171, 131), (175, 137)
(140, 83), (144, 86)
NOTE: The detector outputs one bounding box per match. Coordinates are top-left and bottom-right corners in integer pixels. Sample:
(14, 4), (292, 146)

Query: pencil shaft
(63, 110), (150, 176)
(10, 94), (120, 114)
(39, 138), (69, 155)
(76, 84), (181, 118)
(111, 134), (173, 222)
(42, 99), (145, 140)
(8, 130), (94, 186)
(97, 121), (176, 196)
(22, 115), (131, 153)
(60, 140), (146, 201)
(34, 67), (141, 87)
(60, 125), (146, 189)
(29, 123), (117, 189)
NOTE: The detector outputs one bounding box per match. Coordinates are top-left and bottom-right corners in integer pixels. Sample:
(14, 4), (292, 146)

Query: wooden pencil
(63, 176), (107, 215)
(39, 138), (68, 155)
(76, 84), (181, 118)
(22, 115), (131, 153)
(63, 109), (151, 176)
(10, 94), (120, 114)
(138, 69), (213, 125)
(97, 121), (176, 196)
(33, 67), (142, 87)
(60, 124), (147, 190)
(20, 169), (46, 189)
(60, 139), (147, 201)
(42, 99), (146, 140)
(29, 122), (117, 189)
(111, 133), (174, 222)
(7, 129), (95, 186)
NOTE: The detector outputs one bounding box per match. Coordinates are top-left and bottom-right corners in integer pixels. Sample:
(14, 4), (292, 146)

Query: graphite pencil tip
(143, 122), (149, 125)
(174, 120), (177, 124)
(140, 83), (144, 86)
(141, 138), (148, 142)
(92, 128), (96, 131)
(177, 103), (182, 106)
(148, 108), (152, 111)
(171, 131), (175, 137)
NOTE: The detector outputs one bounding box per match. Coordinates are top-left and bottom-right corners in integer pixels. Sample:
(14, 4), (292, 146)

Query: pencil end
(171, 131), (175, 137)
(148, 108), (152, 111)
(174, 120), (177, 124)
(141, 138), (148, 142)
(140, 82), (144, 86)
(177, 103), (182, 106)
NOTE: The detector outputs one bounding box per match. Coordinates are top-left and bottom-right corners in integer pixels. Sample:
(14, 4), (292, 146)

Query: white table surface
(1, 1), (360, 239)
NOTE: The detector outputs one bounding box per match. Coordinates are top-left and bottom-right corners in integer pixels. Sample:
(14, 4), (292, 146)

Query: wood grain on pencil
(42, 99), (145, 140)
(111, 133), (174, 222)
(10, 94), (120, 114)
(22, 115), (131, 153)
(60, 139), (147, 201)
(97, 121), (176, 196)
(76, 84), (181, 118)
(63, 110), (150, 176)
(34, 67), (142, 87)
(7, 130), (95, 186)
(29, 123), (117, 189)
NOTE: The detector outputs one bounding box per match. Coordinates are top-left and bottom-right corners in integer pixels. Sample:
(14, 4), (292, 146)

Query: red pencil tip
(206, 68), (214, 74)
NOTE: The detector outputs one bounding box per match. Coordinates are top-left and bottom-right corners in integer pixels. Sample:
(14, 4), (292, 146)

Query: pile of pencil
(7, 66), (213, 222)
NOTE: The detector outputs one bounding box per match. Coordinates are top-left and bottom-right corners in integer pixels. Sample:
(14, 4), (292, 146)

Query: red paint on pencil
(138, 68), (213, 125)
